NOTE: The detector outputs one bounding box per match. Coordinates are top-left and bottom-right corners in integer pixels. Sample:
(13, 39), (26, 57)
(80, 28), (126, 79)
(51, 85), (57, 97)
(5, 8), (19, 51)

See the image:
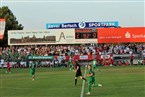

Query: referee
(74, 60), (87, 86)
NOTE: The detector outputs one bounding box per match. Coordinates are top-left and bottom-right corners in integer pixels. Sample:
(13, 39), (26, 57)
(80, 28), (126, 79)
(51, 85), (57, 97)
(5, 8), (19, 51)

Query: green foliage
(0, 6), (24, 46)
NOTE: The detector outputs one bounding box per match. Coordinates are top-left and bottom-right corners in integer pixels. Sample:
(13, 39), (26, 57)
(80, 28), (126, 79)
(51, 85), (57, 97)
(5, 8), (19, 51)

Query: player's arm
(87, 72), (93, 77)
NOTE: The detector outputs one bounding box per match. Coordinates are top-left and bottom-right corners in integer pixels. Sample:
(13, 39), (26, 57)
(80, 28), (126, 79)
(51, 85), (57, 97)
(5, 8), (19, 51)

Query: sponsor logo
(125, 31), (131, 38)
(78, 22), (86, 28)
(125, 31), (145, 39)
(46, 21), (118, 29)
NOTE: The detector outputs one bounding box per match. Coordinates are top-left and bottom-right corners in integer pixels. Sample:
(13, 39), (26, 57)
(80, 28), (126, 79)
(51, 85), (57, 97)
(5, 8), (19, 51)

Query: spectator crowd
(0, 43), (145, 67)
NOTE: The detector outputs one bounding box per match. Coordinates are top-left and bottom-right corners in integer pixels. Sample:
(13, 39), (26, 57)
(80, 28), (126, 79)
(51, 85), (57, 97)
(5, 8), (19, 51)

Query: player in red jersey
(6, 61), (11, 74)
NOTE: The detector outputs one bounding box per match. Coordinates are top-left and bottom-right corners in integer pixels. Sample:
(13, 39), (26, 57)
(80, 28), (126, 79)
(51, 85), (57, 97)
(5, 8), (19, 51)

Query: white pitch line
(80, 65), (87, 97)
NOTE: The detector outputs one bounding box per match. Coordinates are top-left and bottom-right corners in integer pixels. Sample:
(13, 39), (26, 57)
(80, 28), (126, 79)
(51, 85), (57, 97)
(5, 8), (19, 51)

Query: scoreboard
(75, 29), (97, 39)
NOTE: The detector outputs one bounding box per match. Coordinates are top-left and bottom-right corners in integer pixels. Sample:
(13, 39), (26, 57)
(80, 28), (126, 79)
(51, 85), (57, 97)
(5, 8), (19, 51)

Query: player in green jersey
(68, 57), (74, 71)
(86, 65), (94, 95)
(92, 59), (102, 87)
(92, 59), (101, 73)
(29, 60), (36, 81)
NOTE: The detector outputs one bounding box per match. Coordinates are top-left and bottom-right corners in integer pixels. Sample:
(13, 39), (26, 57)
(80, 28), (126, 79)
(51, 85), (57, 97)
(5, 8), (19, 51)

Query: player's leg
(92, 76), (96, 87)
(32, 69), (35, 81)
(69, 63), (74, 71)
(71, 65), (74, 71)
(8, 68), (11, 73)
(70, 65), (73, 71)
(6, 68), (10, 74)
(75, 77), (78, 86)
(32, 74), (35, 81)
(80, 76), (87, 82)
(30, 68), (33, 76)
(95, 66), (101, 73)
(78, 71), (87, 81)
(75, 72), (78, 85)
(86, 78), (93, 95)
(97, 68), (101, 73)
(69, 64), (72, 70)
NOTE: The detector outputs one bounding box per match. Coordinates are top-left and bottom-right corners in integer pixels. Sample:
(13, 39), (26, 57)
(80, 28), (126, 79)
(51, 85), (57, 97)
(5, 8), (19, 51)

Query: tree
(0, 6), (24, 46)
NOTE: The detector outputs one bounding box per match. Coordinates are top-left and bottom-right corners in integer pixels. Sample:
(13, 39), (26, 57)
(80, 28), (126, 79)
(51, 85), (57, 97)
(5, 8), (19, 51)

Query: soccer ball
(98, 84), (102, 87)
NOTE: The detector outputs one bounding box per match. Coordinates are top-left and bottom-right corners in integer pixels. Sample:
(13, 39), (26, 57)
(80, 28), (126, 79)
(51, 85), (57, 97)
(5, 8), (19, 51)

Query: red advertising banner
(98, 27), (145, 43)
(0, 18), (5, 39)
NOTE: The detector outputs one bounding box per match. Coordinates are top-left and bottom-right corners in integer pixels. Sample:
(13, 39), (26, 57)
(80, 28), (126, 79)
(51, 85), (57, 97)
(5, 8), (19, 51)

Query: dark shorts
(75, 71), (82, 77)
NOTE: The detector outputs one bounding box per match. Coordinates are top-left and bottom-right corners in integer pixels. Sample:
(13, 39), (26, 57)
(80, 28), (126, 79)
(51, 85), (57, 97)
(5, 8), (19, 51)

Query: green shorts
(93, 65), (98, 69)
(88, 77), (93, 85)
(30, 69), (35, 76)
(92, 76), (95, 81)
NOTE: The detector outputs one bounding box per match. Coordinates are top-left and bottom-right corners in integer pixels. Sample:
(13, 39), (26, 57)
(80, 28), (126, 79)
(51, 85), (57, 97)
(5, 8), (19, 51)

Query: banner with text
(28, 56), (54, 60)
(46, 21), (118, 29)
(8, 29), (98, 45)
(8, 29), (75, 45)
(98, 27), (145, 43)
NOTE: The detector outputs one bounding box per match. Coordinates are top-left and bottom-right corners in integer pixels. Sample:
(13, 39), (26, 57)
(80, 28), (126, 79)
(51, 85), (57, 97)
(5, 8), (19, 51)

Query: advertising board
(46, 21), (118, 29)
(98, 27), (145, 43)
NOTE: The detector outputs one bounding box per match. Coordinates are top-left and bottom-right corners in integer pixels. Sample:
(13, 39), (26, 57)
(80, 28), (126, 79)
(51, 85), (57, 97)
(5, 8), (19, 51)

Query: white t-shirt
(50, 61), (54, 65)
(0, 59), (4, 65)
(143, 53), (145, 58)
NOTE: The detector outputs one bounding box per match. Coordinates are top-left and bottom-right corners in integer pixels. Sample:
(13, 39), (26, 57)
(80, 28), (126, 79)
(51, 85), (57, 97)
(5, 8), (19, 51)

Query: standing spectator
(130, 54), (134, 65)
(0, 58), (5, 68)
(143, 50), (145, 65)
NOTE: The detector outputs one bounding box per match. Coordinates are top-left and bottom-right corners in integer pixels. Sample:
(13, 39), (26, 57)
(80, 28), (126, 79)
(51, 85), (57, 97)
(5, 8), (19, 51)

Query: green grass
(0, 66), (145, 97)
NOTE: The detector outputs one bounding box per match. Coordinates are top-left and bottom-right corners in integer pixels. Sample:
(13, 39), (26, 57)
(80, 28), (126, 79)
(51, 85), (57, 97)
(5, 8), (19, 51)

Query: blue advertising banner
(46, 21), (118, 29)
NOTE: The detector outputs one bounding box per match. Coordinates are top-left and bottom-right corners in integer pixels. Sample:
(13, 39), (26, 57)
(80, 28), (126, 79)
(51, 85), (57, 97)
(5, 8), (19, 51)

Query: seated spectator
(125, 61), (129, 66)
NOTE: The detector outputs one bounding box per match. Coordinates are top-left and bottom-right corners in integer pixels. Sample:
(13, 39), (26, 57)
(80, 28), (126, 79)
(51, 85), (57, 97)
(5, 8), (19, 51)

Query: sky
(1, 0), (145, 30)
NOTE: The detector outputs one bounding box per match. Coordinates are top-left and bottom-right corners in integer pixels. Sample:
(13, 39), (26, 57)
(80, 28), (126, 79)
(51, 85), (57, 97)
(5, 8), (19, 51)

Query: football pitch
(0, 66), (144, 97)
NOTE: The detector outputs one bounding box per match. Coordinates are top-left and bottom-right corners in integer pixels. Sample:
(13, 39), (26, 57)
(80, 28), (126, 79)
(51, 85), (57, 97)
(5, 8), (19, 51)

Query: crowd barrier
(0, 54), (144, 68)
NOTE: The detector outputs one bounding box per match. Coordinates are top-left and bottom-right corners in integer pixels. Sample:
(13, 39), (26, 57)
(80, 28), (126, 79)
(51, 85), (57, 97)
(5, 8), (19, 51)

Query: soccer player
(74, 61), (87, 86)
(68, 57), (74, 71)
(92, 58), (102, 87)
(92, 58), (101, 73)
(6, 61), (11, 74)
(29, 60), (36, 81)
(86, 64), (102, 95)
(86, 65), (94, 95)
